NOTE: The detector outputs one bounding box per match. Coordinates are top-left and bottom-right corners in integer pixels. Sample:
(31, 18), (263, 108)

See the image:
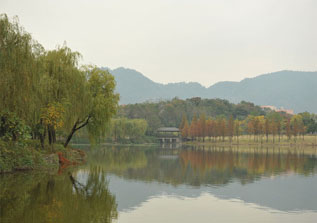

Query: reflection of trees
(179, 149), (317, 184)
(87, 146), (147, 172)
(0, 168), (117, 223)
(180, 149), (316, 176)
(100, 148), (317, 187)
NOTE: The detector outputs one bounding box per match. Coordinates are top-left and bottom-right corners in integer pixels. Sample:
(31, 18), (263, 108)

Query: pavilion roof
(157, 127), (180, 132)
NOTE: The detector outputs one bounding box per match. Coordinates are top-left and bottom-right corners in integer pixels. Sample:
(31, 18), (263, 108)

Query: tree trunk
(48, 126), (52, 145)
(52, 129), (56, 144)
(64, 116), (91, 148)
(40, 128), (46, 150)
(64, 127), (76, 148)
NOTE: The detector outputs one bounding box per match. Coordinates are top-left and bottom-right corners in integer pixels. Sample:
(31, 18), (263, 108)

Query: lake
(1, 145), (317, 222)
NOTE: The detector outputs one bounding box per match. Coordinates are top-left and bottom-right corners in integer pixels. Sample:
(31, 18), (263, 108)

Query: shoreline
(3, 139), (317, 174)
(182, 135), (317, 148)
(0, 147), (87, 174)
(182, 140), (317, 155)
(183, 141), (317, 148)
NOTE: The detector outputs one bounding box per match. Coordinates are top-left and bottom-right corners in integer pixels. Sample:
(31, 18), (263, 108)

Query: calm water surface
(1, 146), (317, 223)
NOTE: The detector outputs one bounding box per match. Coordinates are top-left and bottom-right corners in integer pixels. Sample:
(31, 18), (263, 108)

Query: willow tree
(0, 14), (44, 126)
(38, 46), (85, 145)
(64, 66), (119, 147)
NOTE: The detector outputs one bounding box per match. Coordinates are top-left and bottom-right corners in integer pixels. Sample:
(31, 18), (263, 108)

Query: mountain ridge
(101, 67), (317, 113)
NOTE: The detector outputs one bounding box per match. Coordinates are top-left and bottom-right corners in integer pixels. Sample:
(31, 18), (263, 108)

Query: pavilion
(156, 127), (181, 144)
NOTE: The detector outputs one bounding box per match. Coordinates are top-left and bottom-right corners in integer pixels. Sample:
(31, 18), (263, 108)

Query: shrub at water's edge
(0, 139), (87, 173)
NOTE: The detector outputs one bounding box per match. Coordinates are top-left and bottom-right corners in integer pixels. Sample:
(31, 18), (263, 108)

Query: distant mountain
(102, 67), (317, 113)
(207, 71), (317, 113)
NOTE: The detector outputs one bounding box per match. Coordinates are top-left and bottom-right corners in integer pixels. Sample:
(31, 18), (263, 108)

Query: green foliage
(0, 140), (44, 172)
(109, 118), (148, 143)
(299, 112), (317, 134)
(0, 111), (31, 143)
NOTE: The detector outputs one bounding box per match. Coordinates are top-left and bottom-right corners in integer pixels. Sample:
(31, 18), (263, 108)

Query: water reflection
(87, 146), (317, 186)
(1, 146), (317, 223)
(0, 168), (117, 223)
(87, 146), (317, 213)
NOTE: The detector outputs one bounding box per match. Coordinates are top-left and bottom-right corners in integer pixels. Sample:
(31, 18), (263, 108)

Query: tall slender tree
(286, 118), (292, 141)
(264, 118), (270, 142)
(227, 115), (234, 143)
(234, 120), (241, 143)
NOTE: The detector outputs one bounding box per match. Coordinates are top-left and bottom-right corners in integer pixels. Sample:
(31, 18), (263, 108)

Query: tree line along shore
(111, 98), (317, 145)
(178, 112), (317, 146)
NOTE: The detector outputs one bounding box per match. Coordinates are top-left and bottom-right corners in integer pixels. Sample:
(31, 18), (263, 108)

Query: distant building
(261, 105), (294, 115)
(156, 127), (181, 144)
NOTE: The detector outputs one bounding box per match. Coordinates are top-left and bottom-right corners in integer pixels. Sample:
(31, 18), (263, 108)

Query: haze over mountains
(102, 67), (317, 113)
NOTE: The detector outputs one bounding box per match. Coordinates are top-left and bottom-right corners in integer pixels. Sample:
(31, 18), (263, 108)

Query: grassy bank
(184, 135), (317, 148)
(0, 139), (86, 173)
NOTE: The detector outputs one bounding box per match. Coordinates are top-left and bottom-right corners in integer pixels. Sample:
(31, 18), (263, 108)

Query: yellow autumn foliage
(41, 103), (65, 130)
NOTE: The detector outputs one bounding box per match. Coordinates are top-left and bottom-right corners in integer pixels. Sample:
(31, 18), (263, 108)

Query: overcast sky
(1, 0), (316, 86)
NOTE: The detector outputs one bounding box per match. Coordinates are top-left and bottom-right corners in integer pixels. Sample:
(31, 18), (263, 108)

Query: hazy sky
(1, 0), (316, 86)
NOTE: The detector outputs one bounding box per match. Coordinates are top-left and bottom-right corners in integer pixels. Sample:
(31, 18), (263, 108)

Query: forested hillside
(117, 98), (266, 134)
